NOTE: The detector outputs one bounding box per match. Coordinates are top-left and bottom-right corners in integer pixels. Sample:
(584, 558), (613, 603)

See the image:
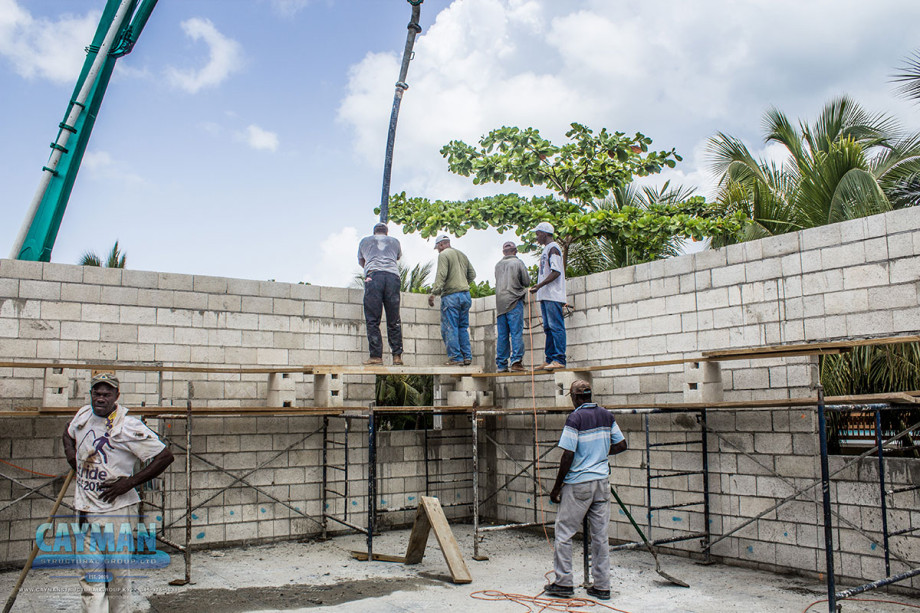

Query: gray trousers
(553, 479), (611, 590)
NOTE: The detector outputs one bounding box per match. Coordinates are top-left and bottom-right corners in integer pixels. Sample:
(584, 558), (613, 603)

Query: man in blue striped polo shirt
(544, 379), (627, 601)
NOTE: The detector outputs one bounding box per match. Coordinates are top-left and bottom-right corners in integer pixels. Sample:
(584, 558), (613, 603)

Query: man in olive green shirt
(428, 234), (476, 365)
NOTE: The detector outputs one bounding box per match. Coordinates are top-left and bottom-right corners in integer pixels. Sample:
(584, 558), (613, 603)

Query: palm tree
(708, 96), (920, 245)
(567, 181), (694, 275)
(352, 261), (432, 292)
(894, 50), (920, 104)
(79, 241), (126, 268)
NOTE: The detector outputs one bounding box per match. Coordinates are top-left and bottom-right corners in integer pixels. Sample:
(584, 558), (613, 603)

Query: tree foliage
(387, 123), (744, 266)
(79, 241), (126, 268)
(708, 96), (920, 245)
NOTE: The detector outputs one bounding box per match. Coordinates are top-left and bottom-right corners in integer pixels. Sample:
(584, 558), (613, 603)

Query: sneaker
(392, 354), (404, 366)
(444, 360), (464, 366)
(544, 361), (565, 370)
(363, 357), (383, 365)
(463, 359), (471, 365)
(586, 586), (610, 601)
(536, 362), (550, 370)
(543, 583), (574, 598)
(496, 367), (509, 373)
(510, 362), (525, 372)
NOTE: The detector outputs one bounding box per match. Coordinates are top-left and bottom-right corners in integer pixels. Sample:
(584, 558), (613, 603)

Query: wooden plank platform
(310, 365), (482, 376)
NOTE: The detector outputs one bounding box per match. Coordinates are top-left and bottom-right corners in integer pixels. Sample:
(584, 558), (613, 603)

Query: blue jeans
(541, 300), (566, 365)
(496, 299), (524, 370)
(440, 291), (472, 363)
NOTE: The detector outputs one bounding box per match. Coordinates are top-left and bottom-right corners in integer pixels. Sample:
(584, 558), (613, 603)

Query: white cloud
(268, 0), (313, 17)
(242, 124), (279, 152)
(0, 0), (99, 83)
(337, 0), (920, 211)
(312, 226), (360, 287)
(82, 150), (145, 186)
(165, 18), (242, 94)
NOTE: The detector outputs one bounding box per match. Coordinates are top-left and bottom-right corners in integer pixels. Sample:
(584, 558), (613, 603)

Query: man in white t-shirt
(529, 221), (567, 370)
(63, 371), (174, 613)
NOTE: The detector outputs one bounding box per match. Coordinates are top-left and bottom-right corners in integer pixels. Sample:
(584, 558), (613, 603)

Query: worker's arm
(63, 429), (77, 471)
(610, 439), (628, 455)
(99, 448), (175, 504)
(358, 257), (366, 268)
(530, 246), (562, 294)
(549, 449), (575, 504)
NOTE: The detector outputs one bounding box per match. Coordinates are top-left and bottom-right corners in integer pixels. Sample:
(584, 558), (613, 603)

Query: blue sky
(2, 0), (919, 287)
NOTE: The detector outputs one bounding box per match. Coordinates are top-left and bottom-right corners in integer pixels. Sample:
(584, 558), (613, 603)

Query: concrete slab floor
(3, 525), (919, 613)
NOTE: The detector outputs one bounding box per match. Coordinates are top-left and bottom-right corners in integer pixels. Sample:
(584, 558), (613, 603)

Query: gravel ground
(3, 524), (919, 612)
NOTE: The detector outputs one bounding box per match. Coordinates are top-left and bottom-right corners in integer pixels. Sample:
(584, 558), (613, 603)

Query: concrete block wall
(2, 206), (919, 583)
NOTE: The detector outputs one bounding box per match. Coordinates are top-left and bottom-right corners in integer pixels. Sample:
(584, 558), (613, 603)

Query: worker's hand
(529, 285), (538, 294)
(99, 477), (136, 503)
(550, 485), (562, 504)
(428, 295), (435, 307)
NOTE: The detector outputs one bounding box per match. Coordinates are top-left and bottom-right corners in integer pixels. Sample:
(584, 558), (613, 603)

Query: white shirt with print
(68, 405), (166, 513)
(536, 240), (567, 303)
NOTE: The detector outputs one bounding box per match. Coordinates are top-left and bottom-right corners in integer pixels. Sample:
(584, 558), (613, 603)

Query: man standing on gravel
(544, 379), (627, 601)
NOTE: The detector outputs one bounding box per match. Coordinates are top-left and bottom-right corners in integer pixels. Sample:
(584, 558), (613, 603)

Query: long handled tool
(609, 484), (689, 588)
(3, 469), (75, 613)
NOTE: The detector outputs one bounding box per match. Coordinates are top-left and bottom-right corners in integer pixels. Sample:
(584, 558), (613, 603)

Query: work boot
(510, 362), (525, 372)
(392, 354), (404, 366)
(543, 583), (574, 598)
(586, 586), (610, 601)
(443, 360), (464, 366)
(363, 357), (383, 365)
(463, 359), (471, 365)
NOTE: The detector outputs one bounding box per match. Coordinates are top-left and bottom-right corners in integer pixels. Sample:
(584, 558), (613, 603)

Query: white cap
(434, 234), (451, 247)
(533, 221), (554, 234)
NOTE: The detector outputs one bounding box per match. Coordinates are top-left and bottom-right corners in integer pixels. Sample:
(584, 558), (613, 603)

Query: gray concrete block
(842, 263), (888, 290)
(0, 258), (43, 280)
(18, 280), (61, 301)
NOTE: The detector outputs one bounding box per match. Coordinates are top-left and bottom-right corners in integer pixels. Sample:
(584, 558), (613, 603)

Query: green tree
(567, 181), (698, 275)
(894, 50), (920, 104)
(708, 96), (920, 245)
(387, 123), (744, 266)
(79, 241), (126, 268)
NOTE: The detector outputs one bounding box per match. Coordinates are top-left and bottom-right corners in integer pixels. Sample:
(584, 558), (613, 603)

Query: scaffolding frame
(1, 357), (920, 607)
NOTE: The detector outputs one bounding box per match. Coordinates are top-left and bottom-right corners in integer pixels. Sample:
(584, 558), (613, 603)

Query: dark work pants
(363, 271), (403, 358)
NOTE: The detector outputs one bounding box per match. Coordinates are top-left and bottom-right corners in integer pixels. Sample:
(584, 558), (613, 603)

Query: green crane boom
(10, 0), (158, 262)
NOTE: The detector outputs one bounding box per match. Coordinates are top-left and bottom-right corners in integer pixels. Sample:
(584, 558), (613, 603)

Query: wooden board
(403, 496), (472, 584)
(350, 551), (406, 563)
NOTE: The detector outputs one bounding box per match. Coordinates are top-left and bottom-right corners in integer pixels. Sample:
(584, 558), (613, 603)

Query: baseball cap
(90, 371), (120, 390)
(502, 241), (516, 250)
(533, 221), (554, 234)
(434, 234), (450, 247)
(568, 380), (592, 396)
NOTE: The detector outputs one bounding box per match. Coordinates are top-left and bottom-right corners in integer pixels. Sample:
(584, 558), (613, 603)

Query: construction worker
(428, 234), (476, 365)
(494, 240), (530, 372)
(529, 221), (567, 370)
(63, 372), (174, 613)
(544, 379), (627, 601)
(358, 222), (404, 366)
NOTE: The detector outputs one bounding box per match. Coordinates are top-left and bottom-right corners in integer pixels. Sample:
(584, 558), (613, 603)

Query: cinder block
(267, 372), (297, 407)
(42, 367), (70, 407)
(314, 373), (343, 407)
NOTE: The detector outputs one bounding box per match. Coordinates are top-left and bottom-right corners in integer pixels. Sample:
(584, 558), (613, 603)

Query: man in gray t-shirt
(357, 223), (403, 365)
(494, 241), (530, 372)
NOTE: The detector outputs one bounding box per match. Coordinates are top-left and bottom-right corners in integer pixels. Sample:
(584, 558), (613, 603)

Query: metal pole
(183, 396), (191, 584)
(424, 411), (430, 495)
(10, 0), (134, 258)
(472, 412), (480, 559)
(700, 408), (711, 563)
(378, 0), (423, 223)
(367, 407), (377, 560)
(875, 408), (891, 576)
(582, 517), (591, 588)
(817, 386), (836, 613)
(532, 411), (538, 524)
(344, 418), (350, 522)
(322, 416), (328, 539)
(644, 414), (652, 536)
